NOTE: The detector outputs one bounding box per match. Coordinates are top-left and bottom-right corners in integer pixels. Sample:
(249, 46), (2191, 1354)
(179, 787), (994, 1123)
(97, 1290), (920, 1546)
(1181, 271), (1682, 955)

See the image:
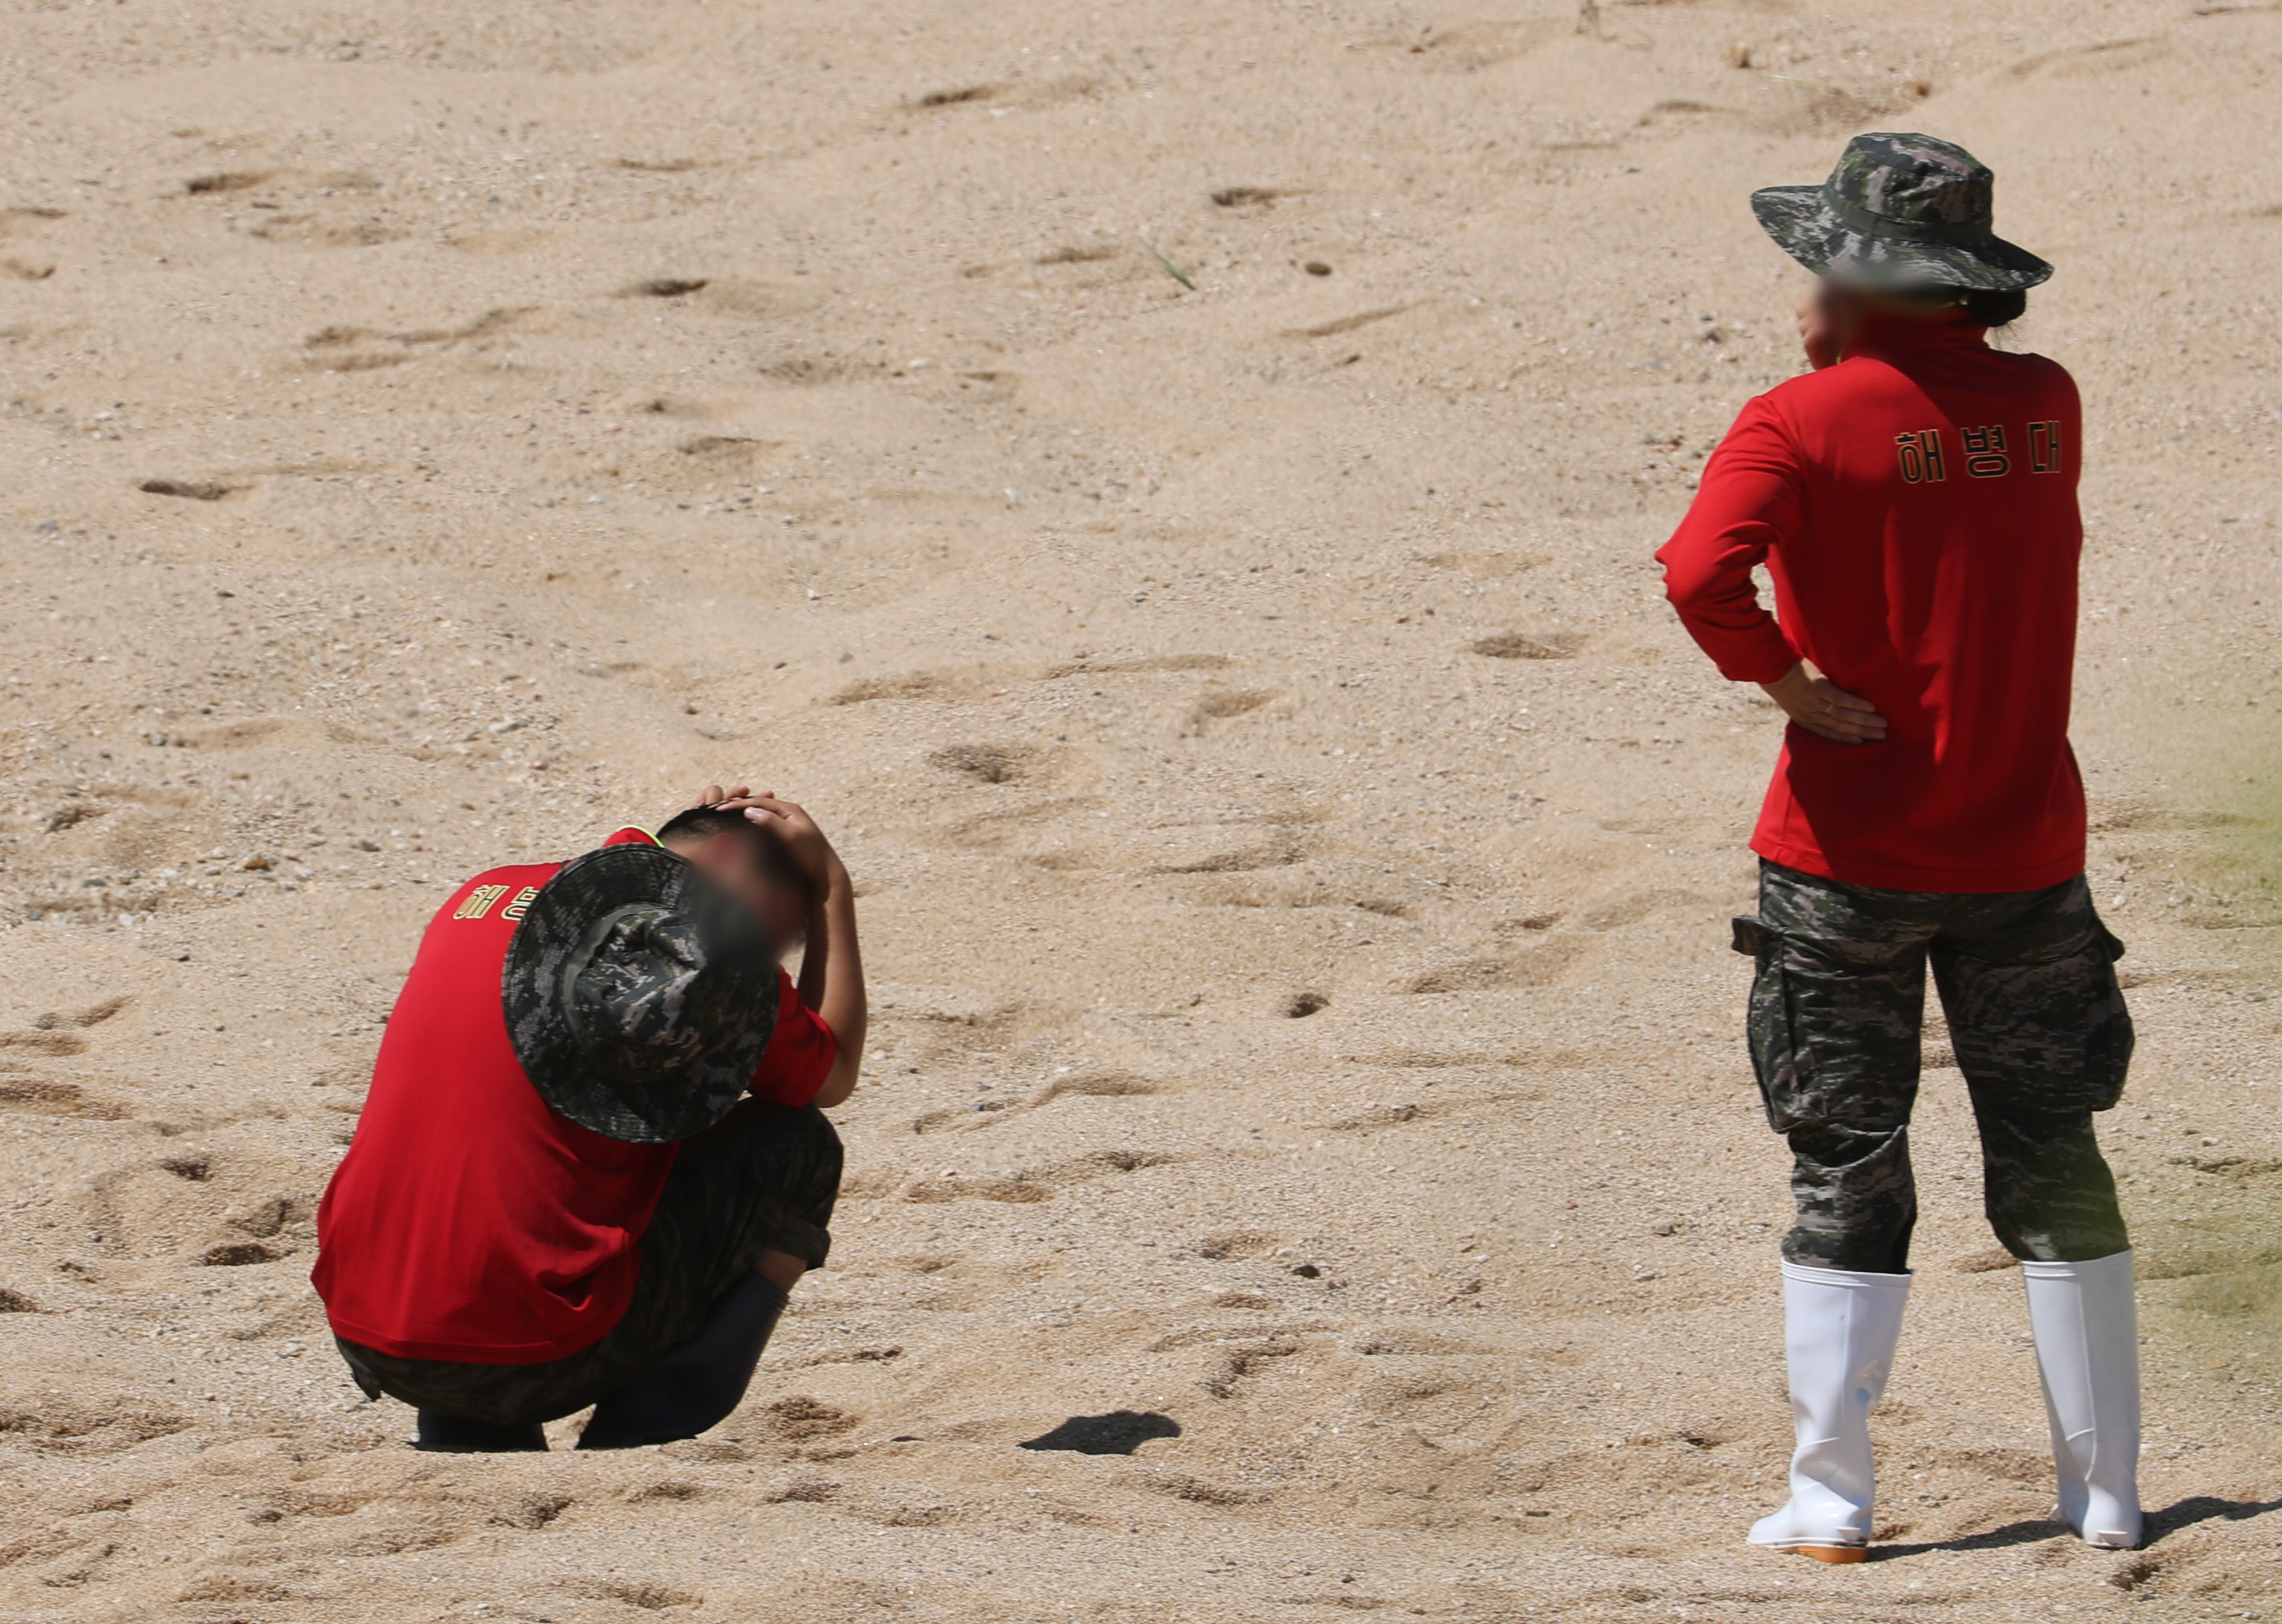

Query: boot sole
(1793, 1545), (1869, 1564)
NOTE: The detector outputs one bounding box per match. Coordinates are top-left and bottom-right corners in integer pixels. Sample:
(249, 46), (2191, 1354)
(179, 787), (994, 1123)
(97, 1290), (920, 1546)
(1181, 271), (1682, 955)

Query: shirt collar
(1847, 302), (1989, 361)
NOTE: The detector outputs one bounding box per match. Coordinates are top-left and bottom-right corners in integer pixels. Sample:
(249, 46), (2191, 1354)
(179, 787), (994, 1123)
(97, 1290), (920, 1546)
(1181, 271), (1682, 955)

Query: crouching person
(312, 788), (865, 1452)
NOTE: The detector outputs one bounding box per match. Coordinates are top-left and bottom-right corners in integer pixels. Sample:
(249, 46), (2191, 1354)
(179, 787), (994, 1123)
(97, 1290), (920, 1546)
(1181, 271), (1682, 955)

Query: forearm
(1658, 511), (1798, 682)
(1665, 563), (1798, 684)
(799, 865), (865, 1109)
(1656, 401), (1804, 682)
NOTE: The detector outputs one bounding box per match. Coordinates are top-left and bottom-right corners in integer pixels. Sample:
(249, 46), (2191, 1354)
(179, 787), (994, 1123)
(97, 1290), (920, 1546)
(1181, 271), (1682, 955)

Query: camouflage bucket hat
(1751, 132), (2052, 293)
(503, 843), (778, 1144)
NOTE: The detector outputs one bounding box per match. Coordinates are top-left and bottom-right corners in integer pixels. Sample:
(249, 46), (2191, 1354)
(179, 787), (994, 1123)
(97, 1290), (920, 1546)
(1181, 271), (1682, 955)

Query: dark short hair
(654, 806), (817, 907)
(1959, 287), (2027, 329)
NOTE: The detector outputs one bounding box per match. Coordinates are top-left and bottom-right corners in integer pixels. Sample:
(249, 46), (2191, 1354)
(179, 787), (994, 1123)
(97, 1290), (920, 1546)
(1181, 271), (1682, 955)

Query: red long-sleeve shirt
(1657, 312), (2087, 893)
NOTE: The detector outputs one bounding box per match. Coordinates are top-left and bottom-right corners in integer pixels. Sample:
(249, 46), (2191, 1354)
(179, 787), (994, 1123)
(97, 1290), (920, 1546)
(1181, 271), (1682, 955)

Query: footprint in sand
(901, 1148), (1172, 1205)
(566, 1578), (704, 1608)
(631, 393), (746, 419)
(0, 1079), (122, 1119)
(1149, 1473), (1270, 1506)
(1043, 652), (1234, 679)
(911, 83), (1001, 109)
(1210, 186), (1292, 209)
(670, 435), (783, 481)
(0, 1399), (188, 1455)
(830, 672), (973, 706)
(298, 308), (538, 373)
(619, 278), (709, 298)
(223, 1196), (305, 1239)
(1147, 836), (1304, 877)
(1284, 304), (1418, 340)
(1405, 932), (1592, 993)
(927, 743), (1030, 785)
(1187, 688), (1274, 729)
(1470, 631), (1578, 661)
(1194, 1336), (1301, 1400)
(0, 1028), (88, 1056)
(1326, 1102), (1432, 1133)
(756, 1395), (858, 1441)
(909, 1068), (1158, 1135)
(201, 1241), (279, 1267)
(1391, 19), (1563, 72)
(248, 215), (402, 248)
(183, 170), (270, 195)
(178, 1576), (293, 1604)
(137, 478), (244, 503)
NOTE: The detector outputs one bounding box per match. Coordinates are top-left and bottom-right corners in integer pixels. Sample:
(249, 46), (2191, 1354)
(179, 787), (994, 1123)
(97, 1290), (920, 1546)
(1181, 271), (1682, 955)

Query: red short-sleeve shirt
(312, 827), (836, 1364)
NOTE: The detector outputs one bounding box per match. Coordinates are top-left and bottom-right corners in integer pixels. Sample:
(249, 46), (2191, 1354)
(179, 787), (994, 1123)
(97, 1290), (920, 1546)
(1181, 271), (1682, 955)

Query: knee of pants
(795, 1102), (845, 1166)
(1785, 1184), (1918, 1273)
(778, 1104), (845, 1200)
(1784, 1124), (1918, 1272)
(1984, 1184), (2129, 1262)
(710, 1100), (844, 1190)
(742, 1104), (844, 1234)
(1979, 1123), (2128, 1262)
(1782, 1217), (1916, 1275)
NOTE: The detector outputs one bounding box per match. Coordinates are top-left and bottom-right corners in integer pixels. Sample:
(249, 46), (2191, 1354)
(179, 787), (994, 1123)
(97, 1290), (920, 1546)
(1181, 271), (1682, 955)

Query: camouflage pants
(335, 1100), (841, 1428)
(1735, 862), (2132, 1273)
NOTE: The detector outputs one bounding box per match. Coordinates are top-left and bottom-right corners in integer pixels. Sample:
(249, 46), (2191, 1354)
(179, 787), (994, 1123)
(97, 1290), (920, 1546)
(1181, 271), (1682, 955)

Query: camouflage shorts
(1735, 862), (2132, 1272)
(336, 1100), (841, 1428)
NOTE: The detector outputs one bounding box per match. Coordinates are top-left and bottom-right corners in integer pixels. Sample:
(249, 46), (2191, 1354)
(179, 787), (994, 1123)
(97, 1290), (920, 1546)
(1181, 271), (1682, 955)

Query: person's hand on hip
(1763, 660), (1888, 744)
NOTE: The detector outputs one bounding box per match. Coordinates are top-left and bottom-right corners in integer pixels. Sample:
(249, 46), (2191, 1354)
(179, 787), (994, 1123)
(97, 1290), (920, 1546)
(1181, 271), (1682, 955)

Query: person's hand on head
(1762, 660), (1887, 746)
(733, 793), (844, 890)
(690, 783), (753, 811)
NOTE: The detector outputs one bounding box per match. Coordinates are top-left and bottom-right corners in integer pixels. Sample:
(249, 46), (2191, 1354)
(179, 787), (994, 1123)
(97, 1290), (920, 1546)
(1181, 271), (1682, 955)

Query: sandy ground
(2, 1), (2279, 1618)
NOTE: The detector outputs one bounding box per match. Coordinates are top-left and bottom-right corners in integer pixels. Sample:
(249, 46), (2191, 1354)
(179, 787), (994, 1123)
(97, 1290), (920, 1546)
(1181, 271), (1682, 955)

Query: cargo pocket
(1947, 923), (2134, 1116)
(2081, 916), (2134, 1112)
(1734, 915), (1821, 1134)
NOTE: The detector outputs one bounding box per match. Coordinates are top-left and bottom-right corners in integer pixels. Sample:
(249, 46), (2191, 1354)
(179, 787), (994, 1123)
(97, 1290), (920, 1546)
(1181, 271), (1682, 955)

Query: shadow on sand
(1017, 1410), (1182, 1455)
(1873, 1494), (2282, 1560)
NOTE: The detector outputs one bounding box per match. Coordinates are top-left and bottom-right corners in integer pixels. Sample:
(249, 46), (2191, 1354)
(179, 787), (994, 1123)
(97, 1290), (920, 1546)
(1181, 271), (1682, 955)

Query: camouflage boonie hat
(503, 843), (778, 1144)
(1752, 132), (2052, 292)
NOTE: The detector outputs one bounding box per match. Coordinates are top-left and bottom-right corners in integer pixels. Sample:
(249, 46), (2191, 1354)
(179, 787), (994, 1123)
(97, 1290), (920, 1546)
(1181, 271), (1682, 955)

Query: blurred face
(1797, 278), (1959, 370)
(1796, 279), (1871, 370)
(671, 832), (811, 954)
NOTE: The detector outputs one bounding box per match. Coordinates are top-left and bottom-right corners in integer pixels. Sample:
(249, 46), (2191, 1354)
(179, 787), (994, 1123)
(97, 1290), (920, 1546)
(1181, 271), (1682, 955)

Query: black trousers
(1737, 862), (2133, 1273)
(337, 1101), (841, 1428)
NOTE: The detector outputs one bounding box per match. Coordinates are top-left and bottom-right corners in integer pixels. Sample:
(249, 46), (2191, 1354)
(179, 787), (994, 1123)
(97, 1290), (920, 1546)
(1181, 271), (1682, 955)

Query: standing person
(313, 784), (865, 1452)
(1658, 134), (2142, 1560)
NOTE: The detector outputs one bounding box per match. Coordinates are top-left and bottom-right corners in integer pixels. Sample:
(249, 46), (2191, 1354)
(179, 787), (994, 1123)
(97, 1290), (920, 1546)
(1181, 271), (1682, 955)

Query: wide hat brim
(1751, 183), (2052, 293)
(502, 843), (777, 1144)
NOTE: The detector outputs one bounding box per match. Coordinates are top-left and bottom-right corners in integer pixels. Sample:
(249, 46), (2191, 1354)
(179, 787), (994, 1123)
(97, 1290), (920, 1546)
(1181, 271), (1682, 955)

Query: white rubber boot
(2022, 1250), (2143, 1550)
(1749, 1261), (1912, 1562)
